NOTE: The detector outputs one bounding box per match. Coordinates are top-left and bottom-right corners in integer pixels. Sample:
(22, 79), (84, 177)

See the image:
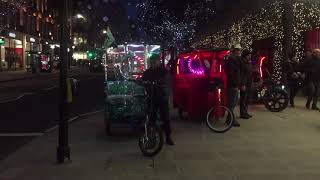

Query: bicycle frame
(138, 81), (159, 140)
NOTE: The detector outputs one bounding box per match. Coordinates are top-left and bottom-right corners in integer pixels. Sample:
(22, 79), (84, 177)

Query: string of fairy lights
(195, 1), (320, 82)
(194, 1), (284, 82)
(293, 2), (320, 62)
(0, 0), (26, 31)
(137, 0), (215, 49)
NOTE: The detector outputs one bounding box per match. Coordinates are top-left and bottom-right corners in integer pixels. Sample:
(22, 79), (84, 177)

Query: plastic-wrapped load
(105, 81), (145, 124)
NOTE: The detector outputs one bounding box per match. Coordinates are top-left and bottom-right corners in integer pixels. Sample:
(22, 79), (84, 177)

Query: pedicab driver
(141, 53), (175, 146)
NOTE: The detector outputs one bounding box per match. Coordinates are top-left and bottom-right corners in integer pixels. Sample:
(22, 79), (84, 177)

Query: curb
(0, 75), (38, 83)
(0, 72), (59, 83)
(0, 69), (83, 83)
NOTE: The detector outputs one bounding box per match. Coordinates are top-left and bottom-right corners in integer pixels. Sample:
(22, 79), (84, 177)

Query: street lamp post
(57, 0), (71, 164)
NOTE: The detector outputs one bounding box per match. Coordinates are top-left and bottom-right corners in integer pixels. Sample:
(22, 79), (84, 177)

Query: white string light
(194, 2), (284, 82)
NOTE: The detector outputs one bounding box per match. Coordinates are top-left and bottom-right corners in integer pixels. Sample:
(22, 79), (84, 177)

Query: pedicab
(172, 49), (235, 133)
(104, 44), (165, 156)
(251, 56), (289, 112)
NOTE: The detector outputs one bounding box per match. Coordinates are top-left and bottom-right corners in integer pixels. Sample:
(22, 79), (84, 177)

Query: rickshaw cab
(172, 49), (230, 120)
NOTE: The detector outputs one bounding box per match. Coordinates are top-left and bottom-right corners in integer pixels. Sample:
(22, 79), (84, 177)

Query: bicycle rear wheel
(206, 105), (234, 133)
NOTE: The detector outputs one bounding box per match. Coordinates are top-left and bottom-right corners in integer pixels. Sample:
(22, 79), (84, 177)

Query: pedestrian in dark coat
(224, 47), (241, 127)
(302, 49), (320, 110)
(239, 49), (253, 119)
(285, 56), (304, 107)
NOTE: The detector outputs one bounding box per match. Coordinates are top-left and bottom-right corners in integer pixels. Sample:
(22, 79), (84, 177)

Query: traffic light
(87, 50), (95, 60)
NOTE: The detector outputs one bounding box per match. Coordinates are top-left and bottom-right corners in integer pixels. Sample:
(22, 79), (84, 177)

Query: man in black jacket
(285, 56), (303, 107)
(303, 49), (320, 110)
(224, 48), (241, 127)
(142, 53), (174, 145)
(240, 50), (253, 119)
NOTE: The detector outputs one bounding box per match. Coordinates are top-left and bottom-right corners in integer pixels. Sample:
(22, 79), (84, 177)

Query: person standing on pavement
(301, 49), (312, 97)
(285, 55), (304, 107)
(224, 46), (242, 127)
(239, 49), (253, 119)
(302, 49), (320, 110)
(141, 53), (174, 145)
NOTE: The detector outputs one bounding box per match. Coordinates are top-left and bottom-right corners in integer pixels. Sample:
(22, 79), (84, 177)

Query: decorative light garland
(293, 2), (320, 62)
(137, 0), (215, 50)
(194, 1), (284, 82)
(187, 58), (205, 75)
(0, 0), (27, 31)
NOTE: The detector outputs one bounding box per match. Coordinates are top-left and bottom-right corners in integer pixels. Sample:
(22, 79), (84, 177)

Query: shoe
(306, 102), (311, 109)
(240, 115), (250, 119)
(166, 137), (175, 146)
(245, 114), (253, 118)
(233, 120), (240, 127)
(290, 104), (295, 107)
(311, 106), (320, 110)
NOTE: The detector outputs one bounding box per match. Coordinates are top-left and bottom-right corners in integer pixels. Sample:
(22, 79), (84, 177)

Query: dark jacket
(224, 55), (241, 88)
(240, 58), (253, 88)
(302, 57), (320, 82)
(285, 61), (302, 82)
(142, 67), (170, 101)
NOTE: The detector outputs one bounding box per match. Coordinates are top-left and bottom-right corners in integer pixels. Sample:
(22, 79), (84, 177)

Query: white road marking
(0, 133), (44, 137)
(0, 93), (35, 104)
(42, 85), (58, 91)
(44, 109), (104, 133)
(0, 109), (104, 137)
(0, 85), (58, 104)
(87, 77), (96, 80)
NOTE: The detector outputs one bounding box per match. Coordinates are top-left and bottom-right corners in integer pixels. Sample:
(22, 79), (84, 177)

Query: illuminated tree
(0, 0), (27, 32)
(137, 0), (215, 50)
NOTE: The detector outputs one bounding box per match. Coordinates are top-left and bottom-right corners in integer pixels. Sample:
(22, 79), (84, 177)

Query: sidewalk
(0, 66), (88, 82)
(1, 98), (320, 180)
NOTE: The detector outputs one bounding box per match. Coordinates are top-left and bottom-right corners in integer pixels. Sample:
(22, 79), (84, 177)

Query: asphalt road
(0, 73), (105, 160)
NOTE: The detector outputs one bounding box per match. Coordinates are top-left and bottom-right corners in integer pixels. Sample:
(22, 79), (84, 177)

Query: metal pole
(9, 38), (11, 70)
(161, 46), (165, 68)
(57, 0), (70, 164)
(0, 45), (2, 72)
(13, 38), (16, 71)
(68, 0), (73, 70)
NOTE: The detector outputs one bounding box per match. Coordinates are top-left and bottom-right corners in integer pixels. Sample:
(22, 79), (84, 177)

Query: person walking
(141, 53), (174, 145)
(240, 49), (253, 119)
(303, 49), (320, 110)
(224, 46), (242, 127)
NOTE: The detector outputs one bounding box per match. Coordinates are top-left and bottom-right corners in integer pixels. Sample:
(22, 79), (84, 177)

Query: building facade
(0, 0), (59, 71)
(195, 0), (320, 83)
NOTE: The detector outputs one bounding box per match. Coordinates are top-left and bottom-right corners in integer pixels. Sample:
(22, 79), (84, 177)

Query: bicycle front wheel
(138, 125), (164, 157)
(206, 105), (234, 133)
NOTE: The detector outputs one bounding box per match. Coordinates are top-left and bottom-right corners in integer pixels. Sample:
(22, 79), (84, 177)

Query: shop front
(0, 32), (24, 71)
(25, 36), (41, 71)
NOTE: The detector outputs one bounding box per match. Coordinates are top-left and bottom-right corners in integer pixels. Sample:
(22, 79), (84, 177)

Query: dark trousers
(150, 99), (171, 138)
(288, 82), (300, 105)
(306, 81), (320, 107)
(227, 88), (239, 113)
(240, 89), (250, 116)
